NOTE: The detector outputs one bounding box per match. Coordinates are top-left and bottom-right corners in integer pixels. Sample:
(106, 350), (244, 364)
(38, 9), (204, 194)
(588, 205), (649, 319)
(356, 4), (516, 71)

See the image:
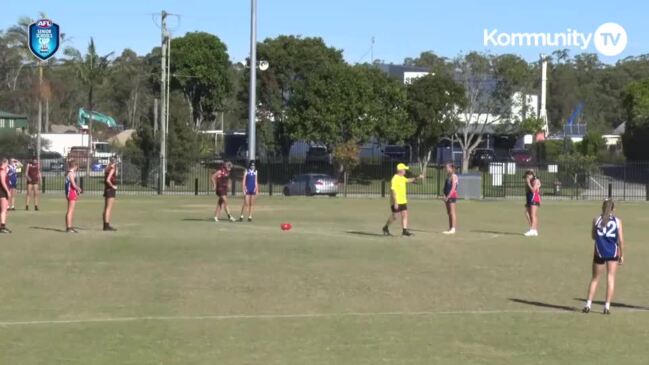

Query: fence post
(41, 176), (46, 194)
(269, 181), (273, 196)
(194, 178), (198, 196)
(608, 182), (613, 199)
(231, 177), (236, 197)
(381, 179), (386, 198)
(80, 176), (84, 191)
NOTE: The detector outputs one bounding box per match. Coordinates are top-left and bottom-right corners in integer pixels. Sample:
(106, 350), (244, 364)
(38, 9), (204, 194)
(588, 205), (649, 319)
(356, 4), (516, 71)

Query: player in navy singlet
(523, 169), (541, 237)
(211, 161), (235, 222)
(64, 160), (82, 233)
(7, 158), (18, 210)
(583, 199), (625, 315)
(442, 163), (458, 234)
(239, 161), (258, 222)
(0, 158), (11, 233)
(102, 157), (118, 231)
(25, 156), (41, 211)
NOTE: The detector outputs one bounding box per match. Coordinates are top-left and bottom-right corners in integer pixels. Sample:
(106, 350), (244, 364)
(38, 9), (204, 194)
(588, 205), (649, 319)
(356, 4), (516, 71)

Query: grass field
(1, 195), (649, 364)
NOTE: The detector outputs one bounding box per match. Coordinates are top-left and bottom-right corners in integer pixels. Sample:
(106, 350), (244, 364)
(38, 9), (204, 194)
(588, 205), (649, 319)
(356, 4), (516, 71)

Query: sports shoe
(35, 206), (39, 211)
(0, 227), (11, 234)
(443, 228), (456, 235)
(25, 206), (29, 211)
(66, 227), (79, 234)
(402, 229), (414, 237)
(524, 230), (537, 237)
(228, 216), (236, 222)
(382, 226), (391, 236)
(248, 217), (253, 222)
(213, 217), (219, 222)
(582, 306), (591, 314)
(103, 225), (117, 232)
(603, 308), (611, 315)
(238, 216), (244, 222)
(9, 207), (15, 211)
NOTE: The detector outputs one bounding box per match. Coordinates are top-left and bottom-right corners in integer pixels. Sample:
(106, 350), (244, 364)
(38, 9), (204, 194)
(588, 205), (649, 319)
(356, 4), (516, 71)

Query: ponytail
(599, 199), (615, 228)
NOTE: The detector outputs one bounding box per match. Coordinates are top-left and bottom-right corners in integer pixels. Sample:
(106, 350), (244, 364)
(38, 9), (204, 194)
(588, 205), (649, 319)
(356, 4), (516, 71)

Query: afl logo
(37, 19), (53, 28)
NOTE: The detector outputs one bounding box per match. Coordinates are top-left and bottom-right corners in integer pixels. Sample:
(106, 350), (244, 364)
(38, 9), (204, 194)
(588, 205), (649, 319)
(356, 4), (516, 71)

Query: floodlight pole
(247, 0), (257, 163)
(540, 54), (549, 136)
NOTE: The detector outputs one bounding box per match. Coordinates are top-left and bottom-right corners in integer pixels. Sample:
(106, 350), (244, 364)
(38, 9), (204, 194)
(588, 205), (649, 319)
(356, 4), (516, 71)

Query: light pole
(248, 0), (257, 163)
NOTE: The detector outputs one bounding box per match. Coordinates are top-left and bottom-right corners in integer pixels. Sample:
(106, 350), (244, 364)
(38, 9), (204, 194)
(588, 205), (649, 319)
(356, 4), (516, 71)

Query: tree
(287, 64), (410, 187)
(248, 35), (346, 156)
(65, 38), (113, 175)
(170, 32), (231, 130)
(622, 79), (649, 160)
(403, 51), (452, 75)
(452, 52), (508, 172)
(406, 73), (465, 174)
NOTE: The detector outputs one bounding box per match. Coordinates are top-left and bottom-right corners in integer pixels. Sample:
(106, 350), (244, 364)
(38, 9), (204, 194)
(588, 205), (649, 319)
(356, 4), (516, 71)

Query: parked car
(470, 148), (496, 170)
(306, 145), (332, 164)
(383, 145), (411, 161)
(40, 151), (65, 171)
(510, 149), (535, 165)
(67, 146), (92, 169)
(283, 174), (338, 197)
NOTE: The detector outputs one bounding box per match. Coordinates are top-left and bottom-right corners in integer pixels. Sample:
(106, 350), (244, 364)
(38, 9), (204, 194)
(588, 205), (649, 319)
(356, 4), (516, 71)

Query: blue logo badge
(28, 19), (60, 61)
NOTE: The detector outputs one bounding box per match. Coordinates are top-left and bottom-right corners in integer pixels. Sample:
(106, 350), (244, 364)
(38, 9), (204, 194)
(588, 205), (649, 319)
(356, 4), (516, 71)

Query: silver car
(283, 174), (338, 197)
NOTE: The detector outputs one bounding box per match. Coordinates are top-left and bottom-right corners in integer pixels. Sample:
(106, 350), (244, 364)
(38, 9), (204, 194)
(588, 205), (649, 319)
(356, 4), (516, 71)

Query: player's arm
(591, 218), (598, 240)
(255, 174), (259, 193)
(389, 186), (397, 209)
(242, 173), (247, 191)
(535, 179), (541, 191)
(211, 171), (219, 190)
(617, 218), (625, 265)
(25, 164), (31, 183)
(407, 174), (424, 183)
(36, 163), (41, 180)
(106, 168), (117, 189)
(525, 176), (534, 191)
(450, 174), (458, 194)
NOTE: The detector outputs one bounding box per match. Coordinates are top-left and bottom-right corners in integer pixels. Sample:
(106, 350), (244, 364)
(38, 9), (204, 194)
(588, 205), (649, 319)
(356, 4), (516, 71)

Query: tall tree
(622, 79), (649, 160)
(406, 73), (466, 174)
(170, 32), (231, 130)
(247, 35), (346, 156)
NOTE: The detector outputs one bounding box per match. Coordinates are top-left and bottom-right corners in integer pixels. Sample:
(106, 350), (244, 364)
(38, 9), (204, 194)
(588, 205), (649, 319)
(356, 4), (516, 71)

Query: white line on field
(1, 308), (648, 327)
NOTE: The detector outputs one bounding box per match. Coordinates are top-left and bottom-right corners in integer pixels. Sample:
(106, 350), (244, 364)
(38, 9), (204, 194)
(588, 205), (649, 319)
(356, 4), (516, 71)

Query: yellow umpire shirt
(391, 174), (408, 205)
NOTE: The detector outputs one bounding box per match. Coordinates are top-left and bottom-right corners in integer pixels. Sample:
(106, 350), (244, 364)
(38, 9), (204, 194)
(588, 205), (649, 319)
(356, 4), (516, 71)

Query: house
(0, 111), (28, 134)
(375, 64), (431, 85)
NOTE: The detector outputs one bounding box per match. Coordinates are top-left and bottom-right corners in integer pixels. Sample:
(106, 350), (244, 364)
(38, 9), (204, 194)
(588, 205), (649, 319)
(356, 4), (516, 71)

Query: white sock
(605, 302), (611, 310)
(586, 300), (592, 308)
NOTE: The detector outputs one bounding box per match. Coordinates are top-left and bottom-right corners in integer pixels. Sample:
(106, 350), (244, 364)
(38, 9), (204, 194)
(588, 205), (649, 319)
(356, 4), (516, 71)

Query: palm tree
(64, 38), (113, 176)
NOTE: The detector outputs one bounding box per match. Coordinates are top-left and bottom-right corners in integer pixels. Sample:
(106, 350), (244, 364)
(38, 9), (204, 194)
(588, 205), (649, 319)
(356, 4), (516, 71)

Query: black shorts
(391, 204), (407, 213)
(104, 188), (116, 198)
(594, 255), (619, 265)
(525, 201), (540, 208)
(446, 198), (457, 204)
(0, 188), (7, 199)
(216, 189), (228, 198)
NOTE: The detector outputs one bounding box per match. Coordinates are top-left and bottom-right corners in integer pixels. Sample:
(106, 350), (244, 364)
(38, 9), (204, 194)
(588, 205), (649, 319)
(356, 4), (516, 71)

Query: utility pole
(159, 10), (168, 194)
(540, 54), (549, 136)
(247, 0), (257, 163)
(153, 98), (159, 136)
(370, 36), (375, 64)
(36, 62), (43, 164)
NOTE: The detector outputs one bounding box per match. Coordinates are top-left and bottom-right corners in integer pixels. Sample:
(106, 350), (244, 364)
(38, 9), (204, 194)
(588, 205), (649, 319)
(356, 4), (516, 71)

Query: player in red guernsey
(25, 156), (41, 211)
(0, 158), (11, 233)
(102, 157), (118, 231)
(211, 161), (235, 222)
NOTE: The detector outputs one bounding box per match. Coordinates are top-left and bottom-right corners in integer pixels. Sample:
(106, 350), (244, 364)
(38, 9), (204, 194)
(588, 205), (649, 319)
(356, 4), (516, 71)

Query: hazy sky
(2, 0), (646, 63)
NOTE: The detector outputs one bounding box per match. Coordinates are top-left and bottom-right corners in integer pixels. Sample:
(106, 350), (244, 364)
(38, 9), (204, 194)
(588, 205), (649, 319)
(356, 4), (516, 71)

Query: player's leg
(66, 200), (77, 232)
(33, 184), (40, 210)
(531, 205), (539, 233)
(584, 261), (605, 312)
(222, 196), (234, 221)
(604, 260), (619, 314)
(247, 195), (255, 221)
(103, 197), (115, 230)
(9, 188), (16, 209)
(239, 195), (248, 221)
(0, 197), (9, 232)
(444, 201), (457, 234)
(401, 210), (412, 236)
(25, 184), (32, 209)
(215, 196), (223, 221)
(383, 209), (398, 235)
(524, 206), (531, 229)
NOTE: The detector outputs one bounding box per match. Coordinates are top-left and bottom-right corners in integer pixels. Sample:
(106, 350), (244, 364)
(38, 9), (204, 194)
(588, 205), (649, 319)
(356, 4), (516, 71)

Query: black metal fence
(9, 159), (649, 201)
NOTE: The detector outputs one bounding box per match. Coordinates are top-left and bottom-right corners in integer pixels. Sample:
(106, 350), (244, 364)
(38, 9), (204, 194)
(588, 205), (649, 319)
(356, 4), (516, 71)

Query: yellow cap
(396, 163), (409, 171)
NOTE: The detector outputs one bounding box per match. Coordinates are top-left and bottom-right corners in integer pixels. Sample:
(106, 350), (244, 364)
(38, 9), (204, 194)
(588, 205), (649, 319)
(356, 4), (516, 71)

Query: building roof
(612, 121), (626, 135)
(0, 110), (28, 119)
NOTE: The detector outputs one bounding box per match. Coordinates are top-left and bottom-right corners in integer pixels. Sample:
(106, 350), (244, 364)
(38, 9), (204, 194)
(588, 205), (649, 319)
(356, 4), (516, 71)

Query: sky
(1, 0), (647, 64)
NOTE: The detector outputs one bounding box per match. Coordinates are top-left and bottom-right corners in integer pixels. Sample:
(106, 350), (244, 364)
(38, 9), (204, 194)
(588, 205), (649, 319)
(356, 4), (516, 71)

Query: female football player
(442, 163), (458, 235)
(25, 156), (41, 211)
(239, 161), (258, 222)
(102, 157), (118, 231)
(524, 169), (541, 237)
(583, 199), (624, 315)
(64, 160), (82, 233)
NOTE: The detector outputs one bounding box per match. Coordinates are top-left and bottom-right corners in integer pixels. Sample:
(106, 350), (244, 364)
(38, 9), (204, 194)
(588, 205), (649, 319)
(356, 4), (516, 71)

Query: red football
(281, 223), (292, 231)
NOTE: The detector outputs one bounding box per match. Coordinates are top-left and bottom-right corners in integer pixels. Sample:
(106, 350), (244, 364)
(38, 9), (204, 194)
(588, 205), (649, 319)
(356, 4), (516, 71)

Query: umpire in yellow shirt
(382, 163), (424, 236)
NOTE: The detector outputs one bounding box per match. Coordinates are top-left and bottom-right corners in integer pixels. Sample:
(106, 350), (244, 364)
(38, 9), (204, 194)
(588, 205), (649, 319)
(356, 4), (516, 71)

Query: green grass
(1, 196), (649, 364)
